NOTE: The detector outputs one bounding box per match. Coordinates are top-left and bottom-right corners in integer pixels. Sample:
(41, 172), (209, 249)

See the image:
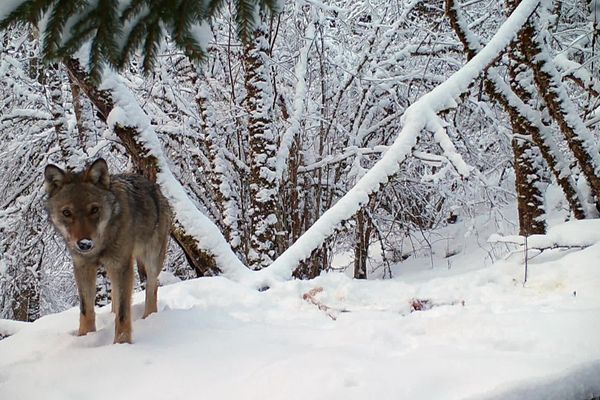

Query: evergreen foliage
(0, 0), (281, 80)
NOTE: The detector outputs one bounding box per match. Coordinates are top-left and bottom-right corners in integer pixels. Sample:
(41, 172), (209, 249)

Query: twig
(302, 287), (345, 320)
(523, 235), (528, 286)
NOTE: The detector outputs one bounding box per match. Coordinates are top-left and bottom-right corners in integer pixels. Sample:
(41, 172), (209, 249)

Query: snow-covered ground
(1, 218), (600, 400)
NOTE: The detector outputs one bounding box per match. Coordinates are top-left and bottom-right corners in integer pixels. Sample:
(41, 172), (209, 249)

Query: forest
(0, 0), (598, 322)
(1, 1), (600, 398)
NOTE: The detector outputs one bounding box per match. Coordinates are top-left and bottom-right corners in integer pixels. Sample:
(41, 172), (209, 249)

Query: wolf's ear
(44, 164), (66, 196)
(85, 158), (110, 189)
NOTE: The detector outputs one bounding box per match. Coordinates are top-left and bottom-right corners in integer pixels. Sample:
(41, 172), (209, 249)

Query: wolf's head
(44, 158), (116, 256)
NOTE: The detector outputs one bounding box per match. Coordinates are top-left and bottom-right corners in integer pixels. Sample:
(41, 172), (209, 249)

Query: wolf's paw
(113, 331), (132, 344)
(77, 326), (96, 336)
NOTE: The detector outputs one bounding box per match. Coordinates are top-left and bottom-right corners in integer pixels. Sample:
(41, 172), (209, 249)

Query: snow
(275, 11), (315, 181)
(490, 218), (600, 249)
(0, 318), (29, 337)
(472, 361), (600, 400)
(98, 70), (256, 284)
(555, 52), (600, 96)
(264, 0), (541, 281)
(188, 22), (211, 52)
(0, 0), (24, 22)
(1, 217), (600, 399)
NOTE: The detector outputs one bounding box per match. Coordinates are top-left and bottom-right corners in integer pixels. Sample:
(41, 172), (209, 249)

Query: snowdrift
(1, 220), (600, 400)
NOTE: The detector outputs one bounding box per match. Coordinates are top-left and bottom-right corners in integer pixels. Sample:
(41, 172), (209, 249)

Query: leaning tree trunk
(519, 7), (600, 211)
(507, 42), (546, 235)
(446, 0), (587, 222)
(63, 58), (219, 277)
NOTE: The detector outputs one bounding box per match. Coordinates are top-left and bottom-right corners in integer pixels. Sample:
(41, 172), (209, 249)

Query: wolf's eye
(62, 209), (72, 217)
(90, 206), (99, 215)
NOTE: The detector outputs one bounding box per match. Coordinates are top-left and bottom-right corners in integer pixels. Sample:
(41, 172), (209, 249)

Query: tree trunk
(63, 58), (219, 277)
(243, 16), (279, 270)
(353, 208), (371, 279)
(446, 0), (587, 221)
(512, 137), (546, 235)
(519, 12), (600, 210)
(507, 41), (546, 235)
(196, 86), (241, 252)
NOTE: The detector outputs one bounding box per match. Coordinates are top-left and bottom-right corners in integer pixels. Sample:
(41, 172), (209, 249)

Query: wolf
(44, 158), (172, 344)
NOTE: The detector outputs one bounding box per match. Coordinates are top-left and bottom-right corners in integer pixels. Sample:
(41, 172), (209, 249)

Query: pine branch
(41, 0), (87, 60)
(85, 0), (120, 81)
(236, 0), (258, 44)
(141, 16), (163, 73)
(0, 0), (53, 29)
(206, 0), (227, 17)
(117, 9), (150, 69)
(171, 1), (207, 65)
(120, 0), (146, 22)
(1, 0), (282, 79)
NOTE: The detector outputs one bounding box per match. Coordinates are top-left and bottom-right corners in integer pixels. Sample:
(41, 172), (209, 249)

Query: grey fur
(44, 158), (172, 344)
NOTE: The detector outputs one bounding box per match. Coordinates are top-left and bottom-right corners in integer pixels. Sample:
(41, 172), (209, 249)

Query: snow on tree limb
(261, 0), (542, 280)
(97, 70), (255, 283)
(520, 2), (600, 206)
(554, 53), (600, 98)
(274, 9), (316, 181)
(446, 0), (590, 219)
(489, 219), (600, 250)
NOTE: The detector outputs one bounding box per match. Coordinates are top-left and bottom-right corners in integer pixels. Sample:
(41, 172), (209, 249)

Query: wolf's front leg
(109, 261), (134, 344)
(73, 264), (97, 336)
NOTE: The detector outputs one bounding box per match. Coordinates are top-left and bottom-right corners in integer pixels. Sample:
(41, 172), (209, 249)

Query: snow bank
(489, 219), (600, 249)
(471, 360), (600, 400)
(1, 222), (599, 399)
(0, 318), (29, 338)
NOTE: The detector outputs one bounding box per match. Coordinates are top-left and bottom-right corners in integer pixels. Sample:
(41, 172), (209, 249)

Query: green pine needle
(0, 0), (53, 29)
(0, 0), (282, 80)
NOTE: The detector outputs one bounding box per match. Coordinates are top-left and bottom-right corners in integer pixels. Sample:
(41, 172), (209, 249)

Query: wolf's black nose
(77, 239), (94, 252)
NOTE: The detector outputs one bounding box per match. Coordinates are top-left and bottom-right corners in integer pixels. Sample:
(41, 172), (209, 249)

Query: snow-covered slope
(1, 221), (600, 400)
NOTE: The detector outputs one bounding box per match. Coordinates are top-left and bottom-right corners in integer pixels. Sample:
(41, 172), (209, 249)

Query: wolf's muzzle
(77, 239), (94, 252)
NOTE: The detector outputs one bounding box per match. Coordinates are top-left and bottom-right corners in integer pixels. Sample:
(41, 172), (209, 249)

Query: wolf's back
(110, 174), (172, 235)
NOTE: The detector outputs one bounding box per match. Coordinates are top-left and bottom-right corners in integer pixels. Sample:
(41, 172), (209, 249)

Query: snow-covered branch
(555, 53), (600, 98)
(446, 0), (590, 220)
(489, 219), (600, 250)
(520, 3), (600, 205)
(275, 9), (316, 181)
(261, 0), (542, 281)
(98, 70), (256, 283)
